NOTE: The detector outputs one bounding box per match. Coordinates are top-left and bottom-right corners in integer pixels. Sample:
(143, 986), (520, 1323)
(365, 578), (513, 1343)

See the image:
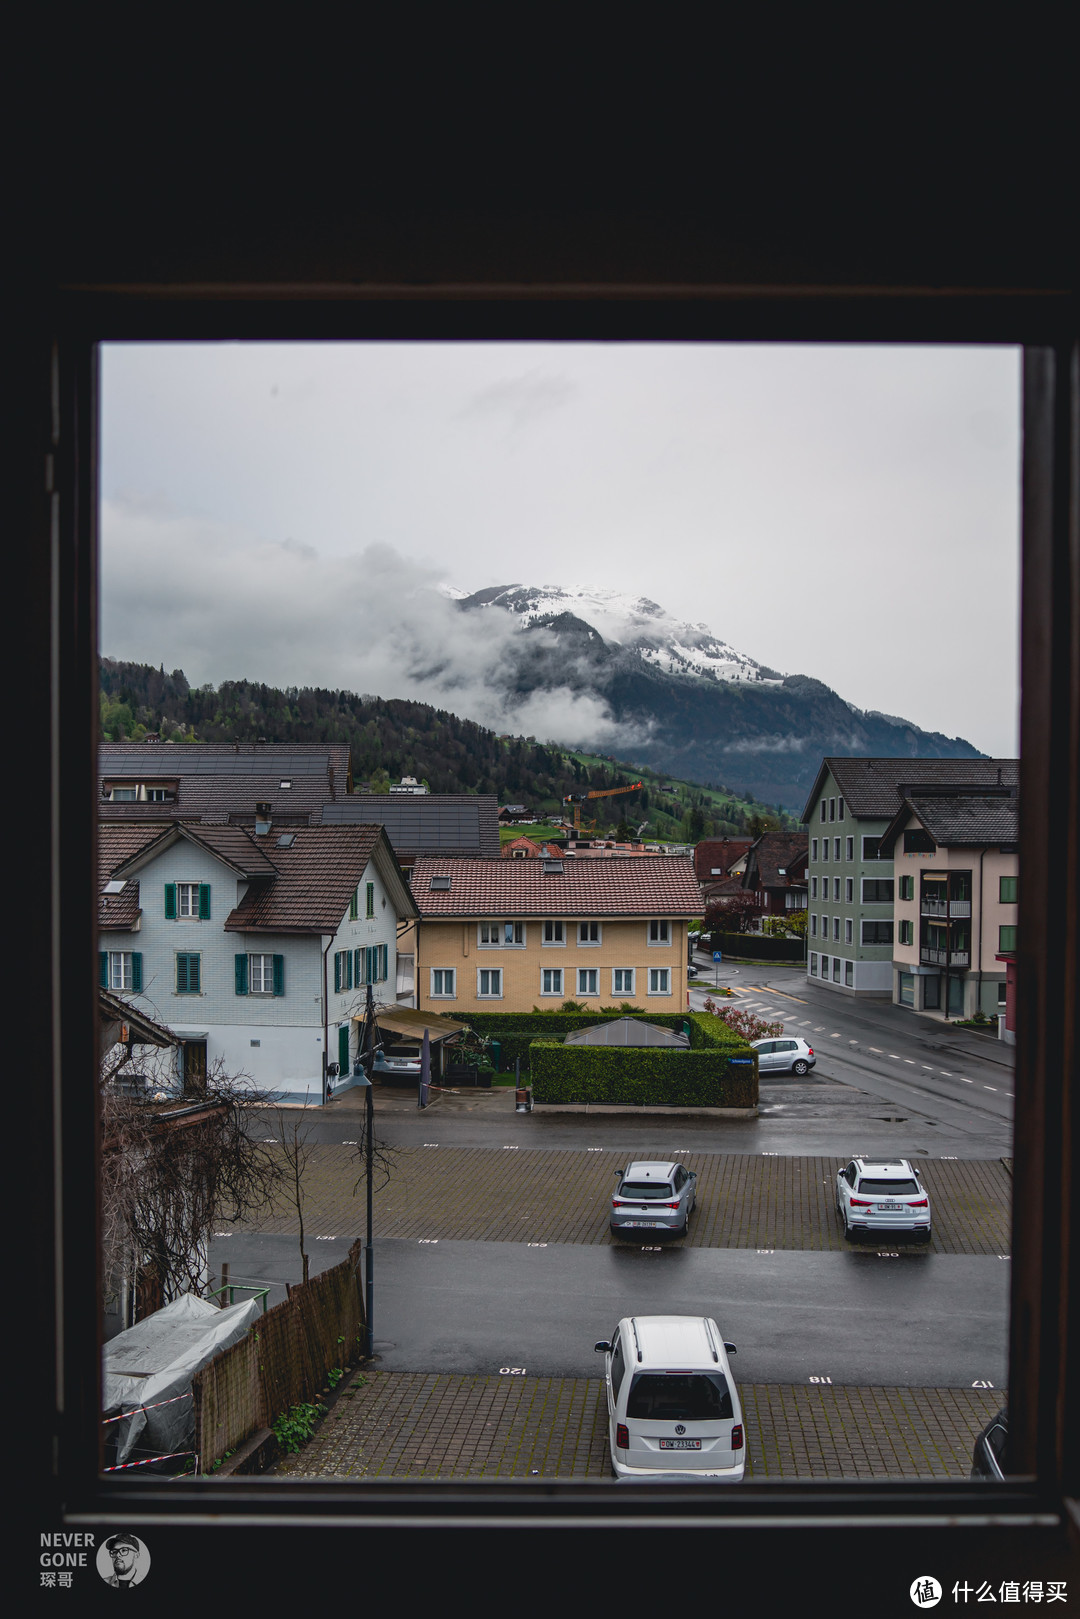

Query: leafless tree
(101, 1045), (287, 1315)
(265, 1102), (315, 1284)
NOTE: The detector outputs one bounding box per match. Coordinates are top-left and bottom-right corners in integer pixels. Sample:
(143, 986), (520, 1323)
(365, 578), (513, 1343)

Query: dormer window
(280, 779), (292, 789)
(429, 876), (451, 891)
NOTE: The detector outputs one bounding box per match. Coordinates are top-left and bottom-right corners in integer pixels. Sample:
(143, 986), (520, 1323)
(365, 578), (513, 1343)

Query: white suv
(836, 1157), (932, 1242)
(594, 1315), (745, 1481)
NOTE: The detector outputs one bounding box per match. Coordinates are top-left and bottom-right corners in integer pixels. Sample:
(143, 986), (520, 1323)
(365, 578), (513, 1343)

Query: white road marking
(831, 1033), (842, 1039)
(922, 1065), (934, 1071)
(939, 1070), (952, 1077)
(960, 1078), (973, 1084)
(1005, 1092), (1014, 1099)
(814, 1026), (826, 1032)
(889, 1054), (900, 1060)
(984, 1086), (997, 1092)
(903, 1059), (917, 1065)
(869, 1047), (883, 1054)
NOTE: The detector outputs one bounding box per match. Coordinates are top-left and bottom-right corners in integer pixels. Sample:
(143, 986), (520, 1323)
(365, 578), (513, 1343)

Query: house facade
(801, 757), (1019, 997)
(878, 789), (1019, 1027)
(411, 855), (702, 1015)
(99, 821), (417, 1103)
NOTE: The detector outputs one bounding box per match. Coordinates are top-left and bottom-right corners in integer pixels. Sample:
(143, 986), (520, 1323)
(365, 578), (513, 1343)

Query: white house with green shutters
(800, 757), (1020, 998)
(98, 819), (417, 1103)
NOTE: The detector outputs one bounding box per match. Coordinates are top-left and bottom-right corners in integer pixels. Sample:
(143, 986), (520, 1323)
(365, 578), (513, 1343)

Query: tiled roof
(99, 742), (352, 823)
(693, 839), (752, 882)
(98, 824), (163, 930)
(803, 757), (1019, 822)
(225, 824), (395, 933)
(903, 794), (1019, 847)
(745, 832), (809, 888)
(320, 794), (500, 859)
(411, 855), (703, 917)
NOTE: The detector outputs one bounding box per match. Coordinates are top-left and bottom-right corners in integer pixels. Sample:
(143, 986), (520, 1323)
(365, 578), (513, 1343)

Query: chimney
(254, 802), (272, 835)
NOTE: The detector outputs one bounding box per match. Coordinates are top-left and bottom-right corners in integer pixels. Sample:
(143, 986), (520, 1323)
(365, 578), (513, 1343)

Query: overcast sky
(100, 342), (1021, 757)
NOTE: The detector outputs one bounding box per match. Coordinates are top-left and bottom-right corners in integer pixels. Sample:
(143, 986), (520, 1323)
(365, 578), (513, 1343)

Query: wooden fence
(193, 1238), (365, 1471)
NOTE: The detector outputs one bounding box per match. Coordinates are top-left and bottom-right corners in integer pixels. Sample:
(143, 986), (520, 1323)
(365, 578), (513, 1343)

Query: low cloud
(100, 500), (646, 751)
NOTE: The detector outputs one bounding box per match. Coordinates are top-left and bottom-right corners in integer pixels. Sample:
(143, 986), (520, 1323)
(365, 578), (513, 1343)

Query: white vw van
(594, 1315), (745, 1481)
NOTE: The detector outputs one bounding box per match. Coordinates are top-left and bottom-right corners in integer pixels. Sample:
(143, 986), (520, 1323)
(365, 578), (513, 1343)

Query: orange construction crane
(561, 780), (643, 836)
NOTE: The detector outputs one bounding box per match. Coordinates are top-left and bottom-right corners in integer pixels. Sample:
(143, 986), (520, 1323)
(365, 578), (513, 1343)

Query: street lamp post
(356, 982), (380, 1360)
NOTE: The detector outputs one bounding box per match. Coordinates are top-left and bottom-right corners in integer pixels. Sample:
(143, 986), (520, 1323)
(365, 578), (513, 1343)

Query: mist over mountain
(452, 584), (982, 811)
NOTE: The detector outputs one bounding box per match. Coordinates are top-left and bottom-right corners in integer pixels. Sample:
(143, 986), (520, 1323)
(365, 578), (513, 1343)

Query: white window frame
(478, 920), (526, 948)
(249, 953), (276, 995)
(833, 916), (841, 941)
(176, 881), (200, 918)
(811, 876), (818, 899)
(576, 967), (599, 997)
(648, 967), (671, 996)
(861, 919), (894, 946)
(542, 920), (565, 946)
(477, 967), (503, 998)
(809, 953), (818, 977)
(846, 836), (854, 861)
(107, 950), (133, 990)
(834, 837), (841, 861)
(430, 968), (456, 998)
(647, 919), (671, 946)
(810, 914), (818, 937)
(611, 968), (635, 996)
(540, 966), (564, 997)
(811, 838), (818, 861)
(845, 877), (854, 903)
(577, 921), (602, 946)
(845, 918), (853, 944)
(833, 876), (841, 901)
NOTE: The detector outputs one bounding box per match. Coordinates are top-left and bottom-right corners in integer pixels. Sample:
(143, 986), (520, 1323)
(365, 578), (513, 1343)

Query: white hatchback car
(750, 1036), (816, 1075)
(836, 1156), (932, 1242)
(594, 1315), (745, 1481)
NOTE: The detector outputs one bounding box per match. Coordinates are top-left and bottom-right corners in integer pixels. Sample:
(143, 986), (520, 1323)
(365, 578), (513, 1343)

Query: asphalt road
(215, 1231), (1008, 1390)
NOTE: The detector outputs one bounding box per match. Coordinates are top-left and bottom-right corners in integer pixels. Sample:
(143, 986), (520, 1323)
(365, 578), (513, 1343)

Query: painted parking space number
(809, 1376), (833, 1384)
(500, 1367), (526, 1375)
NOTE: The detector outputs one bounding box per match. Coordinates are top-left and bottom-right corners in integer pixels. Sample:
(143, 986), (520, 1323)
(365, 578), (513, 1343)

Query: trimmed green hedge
(513, 1012), (758, 1107)
(460, 1010), (738, 1074)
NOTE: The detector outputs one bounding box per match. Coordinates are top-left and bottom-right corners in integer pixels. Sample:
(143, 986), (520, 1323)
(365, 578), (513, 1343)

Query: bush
(526, 1012), (757, 1108)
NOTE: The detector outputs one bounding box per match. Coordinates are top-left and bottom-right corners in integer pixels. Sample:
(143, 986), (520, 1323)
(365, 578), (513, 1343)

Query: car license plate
(877, 1203), (904, 1212)
(660, 1439), (701, 1450)
(623, 1220), (663, 1228)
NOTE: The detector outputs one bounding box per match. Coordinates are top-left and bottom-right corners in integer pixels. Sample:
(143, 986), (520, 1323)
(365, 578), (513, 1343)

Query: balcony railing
(920, 946), (971, 967)
(920, 897), (972, 918)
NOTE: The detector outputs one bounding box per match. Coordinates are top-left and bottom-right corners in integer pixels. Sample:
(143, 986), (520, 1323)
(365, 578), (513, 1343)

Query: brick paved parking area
(275, 1371), (1001, 1481)
(254, 1147), (1011, 1255)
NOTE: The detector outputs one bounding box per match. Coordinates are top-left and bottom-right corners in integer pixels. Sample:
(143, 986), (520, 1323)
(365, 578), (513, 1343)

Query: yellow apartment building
(411, 854), (703, 1015)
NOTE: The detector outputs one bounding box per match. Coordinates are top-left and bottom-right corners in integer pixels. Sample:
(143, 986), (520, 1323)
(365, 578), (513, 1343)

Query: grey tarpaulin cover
(103, 1293), (260, 1467)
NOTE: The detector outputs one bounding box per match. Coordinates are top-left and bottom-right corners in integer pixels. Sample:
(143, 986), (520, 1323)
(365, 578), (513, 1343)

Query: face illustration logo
(96, 1533), (151, 1587)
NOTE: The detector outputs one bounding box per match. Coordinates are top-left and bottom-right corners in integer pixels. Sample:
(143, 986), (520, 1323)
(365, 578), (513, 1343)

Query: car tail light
(806, 1046), (813, 1056)
(849, 1197), (873, 1207)
(661, 1201), (681, 1210)
(909, 1198), (929, 1207)
(731, 1424), (743, 1450)
(616, 1424), (629, 1450)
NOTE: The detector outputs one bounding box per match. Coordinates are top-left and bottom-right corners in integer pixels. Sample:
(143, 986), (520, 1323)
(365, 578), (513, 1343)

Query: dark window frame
(27, 288), (1077, 1576)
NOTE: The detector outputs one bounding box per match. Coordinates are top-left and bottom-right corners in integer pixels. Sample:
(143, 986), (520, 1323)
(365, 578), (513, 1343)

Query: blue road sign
(713, 951), (723, 962)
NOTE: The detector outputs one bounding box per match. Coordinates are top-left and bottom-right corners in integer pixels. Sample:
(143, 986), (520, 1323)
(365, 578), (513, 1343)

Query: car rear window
(626, 1373), (733, 1421)
(620, 1182), (676, 1199)
(857, 1178), (919, 1195)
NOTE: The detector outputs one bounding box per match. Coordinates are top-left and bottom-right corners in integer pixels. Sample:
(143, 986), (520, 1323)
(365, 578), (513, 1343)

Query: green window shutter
(164, 883), (176, 919)
(366, 882), (375, 918)
(273, 955), (284, 996)
(235, 954), (249, 995)
(199, 883), (211, 919)
(355, 947), (363, 986)
(379, 943), (388, 981)
(131, 954), (143, 992)
(176, 953), (188, 994)
(334, 953), (342, 993)
(349, 890), (359, 921)
(99, 952), (109, 988)
(338, 1024), (350, 1075)
(346, 950), (354, 989)
(367, 946), (376, 985)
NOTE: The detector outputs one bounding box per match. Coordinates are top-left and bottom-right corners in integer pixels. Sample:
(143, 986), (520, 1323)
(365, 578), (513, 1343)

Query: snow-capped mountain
(454, 584), (778, 685)
(444, 582), (982, 812)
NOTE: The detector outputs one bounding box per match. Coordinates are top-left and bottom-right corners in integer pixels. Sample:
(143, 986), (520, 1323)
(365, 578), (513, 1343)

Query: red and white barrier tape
(103, 1451), (195, 1472)
(102, 1392), (193, 1424)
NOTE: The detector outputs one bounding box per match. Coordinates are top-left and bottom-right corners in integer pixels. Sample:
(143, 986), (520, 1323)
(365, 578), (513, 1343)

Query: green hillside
(99, 659), (797, 838)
